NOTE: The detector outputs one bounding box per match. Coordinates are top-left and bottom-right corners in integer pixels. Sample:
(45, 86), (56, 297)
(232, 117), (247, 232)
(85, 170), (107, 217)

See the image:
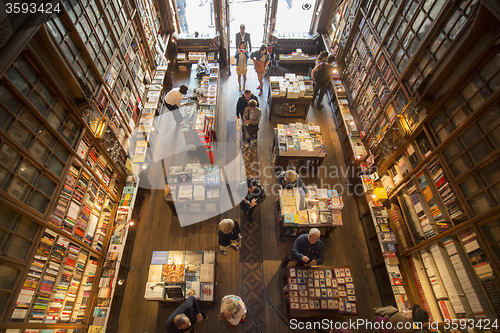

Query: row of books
(92, 175), (137, 328)
(270, 74), (314, 98)
(280, 187), (343, 226)
(276, 122), (326, 157)
(427, 158), (466, 224)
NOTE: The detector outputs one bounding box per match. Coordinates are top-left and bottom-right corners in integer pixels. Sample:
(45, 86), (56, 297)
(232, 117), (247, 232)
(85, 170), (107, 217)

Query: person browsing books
(238, 178), (266, 224)
(164, 84), (188, 124)
(277, 170), (309, 194)
(219, 295), (247, 329)
(218, 219), (241, 255)
(242, 99), (261, 150)
(165, 294), (207, 333)
(280, 228), (324, 268)
(310, 54), (335, 108)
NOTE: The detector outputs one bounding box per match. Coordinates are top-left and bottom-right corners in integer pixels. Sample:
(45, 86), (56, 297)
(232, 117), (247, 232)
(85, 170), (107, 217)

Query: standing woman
(218, 219), (241, 255)
(315, 51), (328, 66)
(251, 45), (270, 96)
(235, 41), (249, 92)
(219, 295), (247, 329)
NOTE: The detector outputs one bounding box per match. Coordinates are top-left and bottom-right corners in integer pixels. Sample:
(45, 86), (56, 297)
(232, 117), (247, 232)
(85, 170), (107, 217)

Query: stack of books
(167, 164), (221, 201)
(270, 74), (313, 98)
(276, 123), (326, 157)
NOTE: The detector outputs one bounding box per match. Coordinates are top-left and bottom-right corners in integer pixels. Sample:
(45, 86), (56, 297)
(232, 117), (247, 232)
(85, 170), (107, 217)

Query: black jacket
(165, 296), (200, 332)
(236, 94), (259, 119)
(218, 220), (240, 246)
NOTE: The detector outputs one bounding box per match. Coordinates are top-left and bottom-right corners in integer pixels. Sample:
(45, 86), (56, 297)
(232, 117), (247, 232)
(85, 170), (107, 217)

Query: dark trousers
(312, 83), (328, 106)
(240, 201), (256, 221)
(280, 252), (304, 268)
(165, 103), (183, 124)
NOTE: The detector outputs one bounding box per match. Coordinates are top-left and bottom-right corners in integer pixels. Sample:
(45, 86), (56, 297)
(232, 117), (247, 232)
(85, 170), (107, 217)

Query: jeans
(312, 83), (328, 106)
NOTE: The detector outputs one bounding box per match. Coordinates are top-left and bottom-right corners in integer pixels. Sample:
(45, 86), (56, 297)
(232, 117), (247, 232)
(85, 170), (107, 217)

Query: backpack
(314, 62), (332, 86)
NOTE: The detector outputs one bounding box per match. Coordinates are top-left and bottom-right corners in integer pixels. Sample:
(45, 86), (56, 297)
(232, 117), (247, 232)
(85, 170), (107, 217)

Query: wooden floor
(110, 64), (383, 333)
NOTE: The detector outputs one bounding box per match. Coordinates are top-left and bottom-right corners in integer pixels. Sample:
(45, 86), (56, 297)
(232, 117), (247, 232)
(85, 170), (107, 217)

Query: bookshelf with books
(326, 0), (500, 323)
(91, 175), (138, 330)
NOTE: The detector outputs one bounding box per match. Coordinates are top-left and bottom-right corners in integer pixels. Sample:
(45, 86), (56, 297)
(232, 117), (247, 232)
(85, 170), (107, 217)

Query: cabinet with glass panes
(333, 0), (500, 321)
(0, 32), (126, 330)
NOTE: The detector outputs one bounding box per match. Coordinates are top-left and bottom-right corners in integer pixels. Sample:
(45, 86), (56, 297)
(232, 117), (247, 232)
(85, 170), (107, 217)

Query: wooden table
(268, 87), (313, 119)
(284, 266), (358, 318)
(272, 129), (326, 174)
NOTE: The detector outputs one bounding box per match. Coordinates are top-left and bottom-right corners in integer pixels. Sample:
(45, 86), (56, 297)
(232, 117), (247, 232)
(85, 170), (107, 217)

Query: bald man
(280, 228), (324, 268)
(165, 295), (207, 332)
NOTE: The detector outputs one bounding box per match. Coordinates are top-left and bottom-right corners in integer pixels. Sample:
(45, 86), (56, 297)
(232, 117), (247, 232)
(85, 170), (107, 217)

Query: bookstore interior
(0, 0), (499, 332)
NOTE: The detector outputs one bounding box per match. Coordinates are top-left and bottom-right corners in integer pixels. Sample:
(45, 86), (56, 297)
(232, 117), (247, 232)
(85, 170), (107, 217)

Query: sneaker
(232, 244), (239, 250)
(201, 312), (208, 320)
(258, 90), (263, 96)
(257, 86), (261, 90)
(222, 250), (227, 255)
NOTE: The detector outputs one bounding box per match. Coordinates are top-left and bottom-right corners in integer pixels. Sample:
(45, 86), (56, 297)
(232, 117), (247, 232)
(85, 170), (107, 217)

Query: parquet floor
(110, 63), (383, 333)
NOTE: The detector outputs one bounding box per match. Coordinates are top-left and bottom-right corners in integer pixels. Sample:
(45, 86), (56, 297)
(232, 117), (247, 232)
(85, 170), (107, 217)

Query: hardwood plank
(113, 64), (384, 333)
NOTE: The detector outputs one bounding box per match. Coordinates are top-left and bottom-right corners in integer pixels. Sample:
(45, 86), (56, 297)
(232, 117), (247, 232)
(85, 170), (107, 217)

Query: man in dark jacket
(238, 178), (266, 223)
(236, 89), (259, 119)
(165, 295), (207, 332)
(280, 228), (324, 268)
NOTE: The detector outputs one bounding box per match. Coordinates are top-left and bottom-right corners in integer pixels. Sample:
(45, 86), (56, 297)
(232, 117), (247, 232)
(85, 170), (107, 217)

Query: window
(4, 57), (81, 148)
(388, 0), (445, 73)
(405, 0), (478, 92)
(63, 0), (117, 76)
(371, 0), (402, 42)
(430, 53), (500, 144)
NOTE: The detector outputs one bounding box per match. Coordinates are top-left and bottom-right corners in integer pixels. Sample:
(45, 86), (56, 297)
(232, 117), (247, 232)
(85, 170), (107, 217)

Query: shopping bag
(236, 118), (242, 131)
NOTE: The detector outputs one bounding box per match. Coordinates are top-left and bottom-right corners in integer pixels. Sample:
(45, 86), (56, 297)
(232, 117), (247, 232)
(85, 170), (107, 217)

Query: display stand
(145, 250), (216, 302)
(277, 187), (343, 237)
(272, 123), (326, 174)
(283, 266), (358, 318)
(268, 74), (313, 119)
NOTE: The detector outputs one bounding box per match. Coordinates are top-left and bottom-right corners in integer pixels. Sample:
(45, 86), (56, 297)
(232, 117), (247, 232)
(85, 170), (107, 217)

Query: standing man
(236, 89), (259, 119)
(242, 99), (261, 150)
(235, 24), (252, 53)
(164, 84), (188, 124)
(239, 178), (266, 224)
(310, 54), (335, 108)
(280, 228), (324, 268)
(165, 294), (208, 332)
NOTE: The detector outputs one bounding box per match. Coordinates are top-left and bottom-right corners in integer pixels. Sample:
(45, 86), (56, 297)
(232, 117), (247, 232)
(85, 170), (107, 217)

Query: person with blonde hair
(218, 219), (241, 255)
(219, 295), (247, 328)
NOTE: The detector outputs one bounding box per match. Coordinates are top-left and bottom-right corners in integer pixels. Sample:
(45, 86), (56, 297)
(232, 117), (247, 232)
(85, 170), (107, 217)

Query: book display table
(163, 163), (221, 217)
(268, 74), (313, 119)
(145, 250), (215, 302)
(277, 187), (343, 237)
(272, 122), (326, 173)
(284, 266), (358, 318)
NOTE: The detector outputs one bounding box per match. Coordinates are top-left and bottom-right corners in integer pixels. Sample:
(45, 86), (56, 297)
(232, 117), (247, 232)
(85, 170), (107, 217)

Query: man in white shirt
(164, 85), (188, 124)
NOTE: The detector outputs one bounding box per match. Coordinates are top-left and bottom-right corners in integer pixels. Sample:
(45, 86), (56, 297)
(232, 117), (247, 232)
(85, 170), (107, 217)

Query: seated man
(280, 228), (324, 268)
(165, 295), (207, 333)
